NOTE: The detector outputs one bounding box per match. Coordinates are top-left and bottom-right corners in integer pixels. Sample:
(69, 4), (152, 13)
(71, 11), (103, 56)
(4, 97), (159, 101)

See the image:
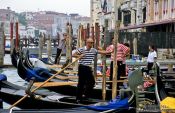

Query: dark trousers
(54, 48), (62, 64)
(76, 64), (95, 100)
(147, 62), (153, 74)
(109, 61), (125, 89)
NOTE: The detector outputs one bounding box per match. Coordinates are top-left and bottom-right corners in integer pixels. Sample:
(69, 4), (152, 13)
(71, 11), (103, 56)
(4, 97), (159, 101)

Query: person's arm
(98, 45), (113, 54)
(98, 50), (112, 54)
(153, 51), (157, 62)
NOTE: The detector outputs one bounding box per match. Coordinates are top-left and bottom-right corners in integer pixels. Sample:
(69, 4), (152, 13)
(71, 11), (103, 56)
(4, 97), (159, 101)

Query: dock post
(0, 23), (5, 67)
(15, 22), (19, 49)
(47, 35), (52, 59)
(66, 23), (73, 63)
(112, 21), (120, 99)
(39, 33), (43, 59)
(133, 36), (138, 55)
(94, 23), (99, 80)
(10, 39), (15, 55)
(102, 20), (108, 101)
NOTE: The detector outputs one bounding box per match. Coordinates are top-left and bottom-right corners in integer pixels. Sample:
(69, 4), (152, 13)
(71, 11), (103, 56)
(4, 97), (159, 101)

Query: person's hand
(80, 54), (85, 58)
(97, 47), (103, 50)
(78, 54), (84, 59)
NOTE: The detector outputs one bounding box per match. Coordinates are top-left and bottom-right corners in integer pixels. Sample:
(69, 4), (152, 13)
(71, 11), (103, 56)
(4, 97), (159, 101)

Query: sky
(0, 0), (90, 17)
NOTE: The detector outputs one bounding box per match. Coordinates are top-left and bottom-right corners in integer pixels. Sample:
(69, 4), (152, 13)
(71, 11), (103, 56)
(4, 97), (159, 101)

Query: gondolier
(73, 38), (104, 103)
(55, 33), (67, 64)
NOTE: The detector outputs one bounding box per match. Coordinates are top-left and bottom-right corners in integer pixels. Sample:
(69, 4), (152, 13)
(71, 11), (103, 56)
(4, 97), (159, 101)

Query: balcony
(123, 0), (130, 2)
(130, 0), (137, 9)
(121, 2), (130, 11)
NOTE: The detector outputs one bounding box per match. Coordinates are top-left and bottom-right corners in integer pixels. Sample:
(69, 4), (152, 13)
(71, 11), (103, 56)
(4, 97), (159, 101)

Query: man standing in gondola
(55, 33), (67, 64)
(72, 38), (105, 103)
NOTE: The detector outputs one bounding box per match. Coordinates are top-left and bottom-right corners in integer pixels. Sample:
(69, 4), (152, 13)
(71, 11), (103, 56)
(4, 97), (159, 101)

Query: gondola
(17, 51), (135, 100)
(24, 50), (58, 74)
(10, 48), (19, 68)
(16, 55), (137, 103)
(24, 49), (34, 69)
(17, 53), (55, 82)
(155, 63), (175, 111)
(17, 53), (113, 99)
(0, 74), (135, 112)
(0, 74), (98, 109)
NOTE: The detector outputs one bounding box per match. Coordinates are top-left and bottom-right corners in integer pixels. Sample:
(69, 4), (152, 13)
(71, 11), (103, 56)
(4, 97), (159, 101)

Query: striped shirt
(76, 46), (98, 65)
(106, 43), (130, 62)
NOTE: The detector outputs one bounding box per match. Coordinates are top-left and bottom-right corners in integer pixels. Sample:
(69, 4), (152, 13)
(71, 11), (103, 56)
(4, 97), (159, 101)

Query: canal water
(0, 54), (27, 109)
(1, 68), (27, 109)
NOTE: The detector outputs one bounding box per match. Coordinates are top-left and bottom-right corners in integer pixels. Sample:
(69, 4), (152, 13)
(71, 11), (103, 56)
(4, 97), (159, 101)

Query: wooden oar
(9, 55), (83, 109)
(47, 64), (62, 68)
(34, 81), (78, 87)
(54, 75), (78, 80)
(33, 80), (128, 87)
(63, 70), (78, 74)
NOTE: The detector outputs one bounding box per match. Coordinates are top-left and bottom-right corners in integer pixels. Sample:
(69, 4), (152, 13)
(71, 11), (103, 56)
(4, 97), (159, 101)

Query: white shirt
(147, 51), (157, 63)
(58, 33), (65, 49)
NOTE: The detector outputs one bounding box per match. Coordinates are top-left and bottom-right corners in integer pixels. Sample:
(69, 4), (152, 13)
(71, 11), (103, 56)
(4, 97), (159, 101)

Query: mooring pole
(15, 22), (19, 50)
(38, 33), (43, 59)
(112, 21), (120, 99)
(94, 23), (99, 80)
(102, 19), (108, 100)
(47, 35), (52, 58)
(0, 23), (5, 67)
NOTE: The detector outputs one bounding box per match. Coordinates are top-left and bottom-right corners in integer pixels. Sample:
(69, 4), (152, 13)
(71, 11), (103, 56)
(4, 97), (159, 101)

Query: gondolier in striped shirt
(73, 38), (104, 103)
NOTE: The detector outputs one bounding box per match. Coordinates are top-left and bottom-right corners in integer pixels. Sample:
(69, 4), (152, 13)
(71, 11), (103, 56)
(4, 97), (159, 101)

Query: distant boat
(5, 40), (11, 54)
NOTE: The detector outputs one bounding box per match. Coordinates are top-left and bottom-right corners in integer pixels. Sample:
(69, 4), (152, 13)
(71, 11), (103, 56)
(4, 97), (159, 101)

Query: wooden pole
(0, 23), (4, 66)
(94, 23), (99, 80)
(91, 25), (94, 40)
(102, 20), (108, 100)
(66, 23), (69, 61)
(10, 22), (14, 54)
(10, 39), (15, 55)
(77, 25), (81, 48)
(68, 24), (72, 62)
(10, 22), (13, 41)
(9, 55), (84, 109)
(4, 33), (6, 54)
(66, 24), (73, 63)
(47, 35), (52, 58)
(38, 33), (43, 59)
(133, 37), (137, 55)
(112, 21), (120, 99)
(87, 23), (90, 39)
(15, 22), (19, 49)
(80, 25), (84, 47)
